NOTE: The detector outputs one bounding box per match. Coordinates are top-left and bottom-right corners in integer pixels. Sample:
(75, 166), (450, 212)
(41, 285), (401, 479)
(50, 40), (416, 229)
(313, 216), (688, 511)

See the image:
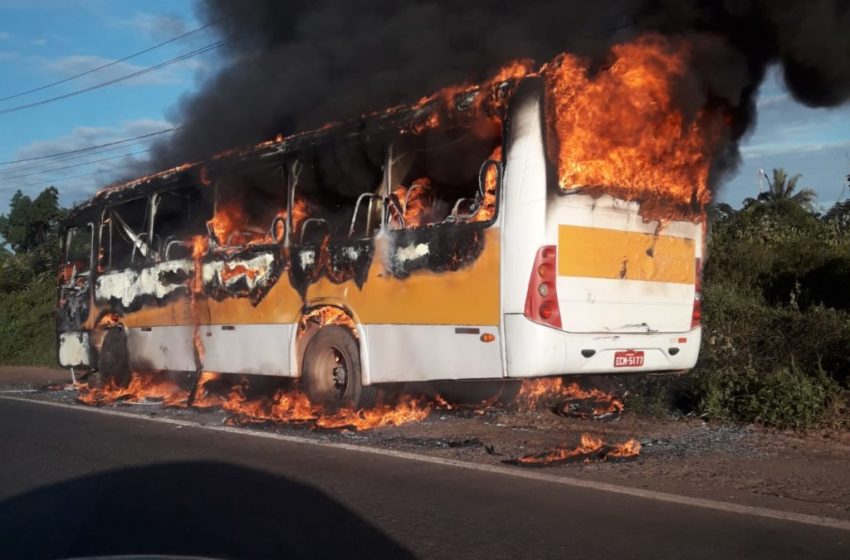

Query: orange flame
(300, 306), (357, 336)
(544, 35), (724, 219)
(471, 146), (501, 223)
(393, 178), (436, 228)
(78, 370), (432, 431)
(516, 377), (624, 417)
(190, 235), (208, 364)
(220, 263), (259, 284)
(512, 433), (641, 466)
(77, 371), (188, 407)
(290, 197), (308, 239)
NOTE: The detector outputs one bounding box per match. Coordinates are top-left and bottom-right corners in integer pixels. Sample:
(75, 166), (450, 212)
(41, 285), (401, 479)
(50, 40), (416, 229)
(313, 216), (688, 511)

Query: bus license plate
(614, 350), (644, 368)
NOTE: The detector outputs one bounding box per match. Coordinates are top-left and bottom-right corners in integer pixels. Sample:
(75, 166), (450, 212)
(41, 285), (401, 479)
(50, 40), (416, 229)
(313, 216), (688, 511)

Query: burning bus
(57, 37), (711, 409)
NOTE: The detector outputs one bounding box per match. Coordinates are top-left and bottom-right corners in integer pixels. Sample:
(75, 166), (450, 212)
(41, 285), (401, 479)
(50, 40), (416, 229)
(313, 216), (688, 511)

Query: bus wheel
(301, 325), (377, 410)
(95, 328), (131, 388)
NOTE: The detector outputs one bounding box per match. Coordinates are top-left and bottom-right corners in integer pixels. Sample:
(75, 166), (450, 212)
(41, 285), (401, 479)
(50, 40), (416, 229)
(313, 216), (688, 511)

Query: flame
(96, 313), (122, 329)
(314, 396), (432, 430)
(222, 385), (432, 431)
(544, 35), (724, 219)
(77, 371), (188, 407)
(393, 178), (436, 228)
(471, 146), (502, 222)
(511, 433), (641, 466)
(220, 263), (259, 284)
(191, 371), (227, 408)
(300, 305), (357, 336)
(190, 235), (208, 364)
(209, 199), (260, 246)
(77, 369), (432, 431)
(290, 197), (308, 239)
(516, 377), (624, 418)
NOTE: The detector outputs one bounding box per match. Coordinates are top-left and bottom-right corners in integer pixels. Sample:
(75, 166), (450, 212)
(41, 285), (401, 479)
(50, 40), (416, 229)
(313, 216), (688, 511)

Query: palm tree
(743, 168), (817, 210)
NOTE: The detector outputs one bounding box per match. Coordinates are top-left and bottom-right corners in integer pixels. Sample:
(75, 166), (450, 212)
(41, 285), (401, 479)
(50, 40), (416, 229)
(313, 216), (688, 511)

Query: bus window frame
(381, 137), (504, 232)
(62, 222), (95, 285)
(99, 194), (154, 272)
(209, 165), (289, 251)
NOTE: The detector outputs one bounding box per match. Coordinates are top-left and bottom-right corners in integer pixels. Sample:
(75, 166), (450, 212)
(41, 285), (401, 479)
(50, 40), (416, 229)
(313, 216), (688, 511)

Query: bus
(56, 77), (703, 409)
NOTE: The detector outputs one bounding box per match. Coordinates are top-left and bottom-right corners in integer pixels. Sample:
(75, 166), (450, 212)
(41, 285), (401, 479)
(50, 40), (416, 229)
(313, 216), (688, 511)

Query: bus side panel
(306, 229), (502, 384)
(363, 324), (502, 383)
(127, 326), (196, 372)
(203, 249), (301, 376)
(202, 324), (293, 376)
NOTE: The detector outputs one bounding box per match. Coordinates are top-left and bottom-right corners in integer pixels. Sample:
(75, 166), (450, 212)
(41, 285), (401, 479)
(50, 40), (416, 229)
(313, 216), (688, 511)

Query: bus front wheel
(301, 325), (377, 410)
(93, 328), (131, 388)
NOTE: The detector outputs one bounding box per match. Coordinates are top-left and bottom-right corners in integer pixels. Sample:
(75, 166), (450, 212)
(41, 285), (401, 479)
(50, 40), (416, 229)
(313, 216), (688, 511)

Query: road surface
(0, 397), (847, 559)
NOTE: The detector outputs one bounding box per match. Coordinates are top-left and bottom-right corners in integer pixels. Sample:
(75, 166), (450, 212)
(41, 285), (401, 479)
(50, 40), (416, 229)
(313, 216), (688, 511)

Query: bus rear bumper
(503, 314), (700, 378)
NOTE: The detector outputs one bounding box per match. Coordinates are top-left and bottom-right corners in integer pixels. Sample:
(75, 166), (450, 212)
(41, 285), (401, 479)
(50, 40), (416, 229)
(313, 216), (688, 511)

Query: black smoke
(149, 0), (850, 189)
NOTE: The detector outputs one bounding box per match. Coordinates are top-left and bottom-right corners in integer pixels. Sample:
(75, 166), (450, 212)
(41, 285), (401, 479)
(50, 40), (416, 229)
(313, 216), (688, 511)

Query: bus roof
(63, 79), (524, 227)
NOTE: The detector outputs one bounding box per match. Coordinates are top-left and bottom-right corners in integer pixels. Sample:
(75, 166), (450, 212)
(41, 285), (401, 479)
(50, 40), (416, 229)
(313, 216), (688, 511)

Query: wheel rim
(312, 345), (349, 401)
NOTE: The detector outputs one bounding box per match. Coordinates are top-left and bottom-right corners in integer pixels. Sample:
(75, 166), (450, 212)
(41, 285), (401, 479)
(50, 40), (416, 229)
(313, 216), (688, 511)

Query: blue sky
(0, 1), (848, 213)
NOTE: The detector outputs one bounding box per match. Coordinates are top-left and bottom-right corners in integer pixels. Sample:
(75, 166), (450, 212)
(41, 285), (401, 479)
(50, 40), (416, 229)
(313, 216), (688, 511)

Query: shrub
(694, 362), (840, 430)
(0, 275), (57, 366)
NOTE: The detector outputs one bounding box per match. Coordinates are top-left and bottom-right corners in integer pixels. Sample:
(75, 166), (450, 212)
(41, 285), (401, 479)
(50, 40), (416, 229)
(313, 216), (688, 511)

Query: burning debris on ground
(515, 378), (625, 421)
(505, 434), (642, 467)
(73, 369), (641, 466)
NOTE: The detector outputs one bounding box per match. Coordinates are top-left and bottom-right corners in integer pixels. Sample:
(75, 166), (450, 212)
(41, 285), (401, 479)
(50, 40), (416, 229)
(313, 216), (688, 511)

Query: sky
(0, 1), (848, 214)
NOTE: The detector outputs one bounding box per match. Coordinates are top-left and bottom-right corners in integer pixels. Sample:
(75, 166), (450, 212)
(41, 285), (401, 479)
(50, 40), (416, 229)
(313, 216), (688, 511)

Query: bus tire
(301, 325), (376, 410)
(96, 328), (131, 388)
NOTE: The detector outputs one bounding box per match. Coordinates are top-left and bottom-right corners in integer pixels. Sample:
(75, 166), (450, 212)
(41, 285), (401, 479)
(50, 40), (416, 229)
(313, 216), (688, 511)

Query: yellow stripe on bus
(558, 224), (695, 284)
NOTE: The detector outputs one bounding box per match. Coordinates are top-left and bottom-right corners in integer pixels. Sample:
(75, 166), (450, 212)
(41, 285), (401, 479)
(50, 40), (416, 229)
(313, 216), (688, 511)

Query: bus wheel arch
(294, 304), (376, 409)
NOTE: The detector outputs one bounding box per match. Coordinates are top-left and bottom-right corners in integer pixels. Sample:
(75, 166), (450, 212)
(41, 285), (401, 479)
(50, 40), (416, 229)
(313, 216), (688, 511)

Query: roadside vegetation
(2, 170), (849, 429)
(0, 187), (63, 366)
(627, 169), (850, 429)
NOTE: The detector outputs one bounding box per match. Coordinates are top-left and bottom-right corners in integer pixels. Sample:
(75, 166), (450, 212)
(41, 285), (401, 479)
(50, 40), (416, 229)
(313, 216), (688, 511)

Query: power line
(0, 127), (176, 166)
(0, 23), (215, 103)
(0, 40), (226, 117)
(2, 133), (165, 175)
(1, 166), (122, 191)
(0, 149), (151, 182)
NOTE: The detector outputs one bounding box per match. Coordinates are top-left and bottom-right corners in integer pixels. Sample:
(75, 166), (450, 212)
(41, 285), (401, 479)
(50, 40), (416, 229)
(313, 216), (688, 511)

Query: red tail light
(691, 257), (702, 329)
(524, 245), (562, 329)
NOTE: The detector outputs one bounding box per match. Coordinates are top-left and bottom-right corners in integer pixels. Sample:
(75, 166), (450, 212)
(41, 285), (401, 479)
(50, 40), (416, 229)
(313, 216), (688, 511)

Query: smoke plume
(149, 0), (850, 190)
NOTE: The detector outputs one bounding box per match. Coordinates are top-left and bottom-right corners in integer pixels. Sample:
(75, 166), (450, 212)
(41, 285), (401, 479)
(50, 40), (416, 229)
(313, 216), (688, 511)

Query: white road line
(3, 394), (850, 533)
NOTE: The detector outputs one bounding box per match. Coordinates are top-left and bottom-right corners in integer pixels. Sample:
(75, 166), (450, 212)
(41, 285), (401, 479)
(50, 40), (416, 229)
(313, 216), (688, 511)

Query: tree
(0, 187), (64, 253)
(743, 168), (817, 211)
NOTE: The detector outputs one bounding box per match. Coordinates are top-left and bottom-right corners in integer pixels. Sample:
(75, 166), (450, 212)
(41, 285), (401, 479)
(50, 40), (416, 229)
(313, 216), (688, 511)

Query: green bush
(0, 274), (57, 366)
(695, 362), (840, 430)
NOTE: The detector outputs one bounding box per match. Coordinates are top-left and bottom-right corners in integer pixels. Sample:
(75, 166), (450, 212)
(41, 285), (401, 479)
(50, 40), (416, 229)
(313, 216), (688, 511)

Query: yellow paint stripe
(308, 228), (501, 326)
(558, 225), (695, 284)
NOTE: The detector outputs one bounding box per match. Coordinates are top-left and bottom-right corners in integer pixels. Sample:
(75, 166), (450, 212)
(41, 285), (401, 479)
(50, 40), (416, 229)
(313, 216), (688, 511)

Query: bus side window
(388, 126), (500, 230)
(293, 141), (383, 243)
(62, 225), (92, 284)
(153, 187), (213, 260)
(100, 197), (150, 271)
(210, 174), (287, 248)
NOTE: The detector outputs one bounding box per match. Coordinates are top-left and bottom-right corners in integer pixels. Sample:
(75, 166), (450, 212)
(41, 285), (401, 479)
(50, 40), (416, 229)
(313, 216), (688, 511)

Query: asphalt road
(0, 398), (847, 560)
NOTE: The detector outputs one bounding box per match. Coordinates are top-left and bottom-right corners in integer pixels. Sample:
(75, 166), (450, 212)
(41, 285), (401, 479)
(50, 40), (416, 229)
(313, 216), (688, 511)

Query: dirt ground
(3, 366), (849, 522)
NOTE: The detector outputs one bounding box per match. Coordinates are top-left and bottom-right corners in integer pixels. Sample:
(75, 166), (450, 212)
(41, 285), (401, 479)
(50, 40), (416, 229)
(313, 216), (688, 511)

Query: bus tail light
(524, 245), (562, 329)
(691, 257), (702, 329)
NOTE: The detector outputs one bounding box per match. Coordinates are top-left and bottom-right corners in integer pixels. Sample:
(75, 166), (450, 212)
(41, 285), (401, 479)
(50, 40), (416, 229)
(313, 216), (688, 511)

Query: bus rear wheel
(301, 325), (376, 410)
(93, 328), (131, 388)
